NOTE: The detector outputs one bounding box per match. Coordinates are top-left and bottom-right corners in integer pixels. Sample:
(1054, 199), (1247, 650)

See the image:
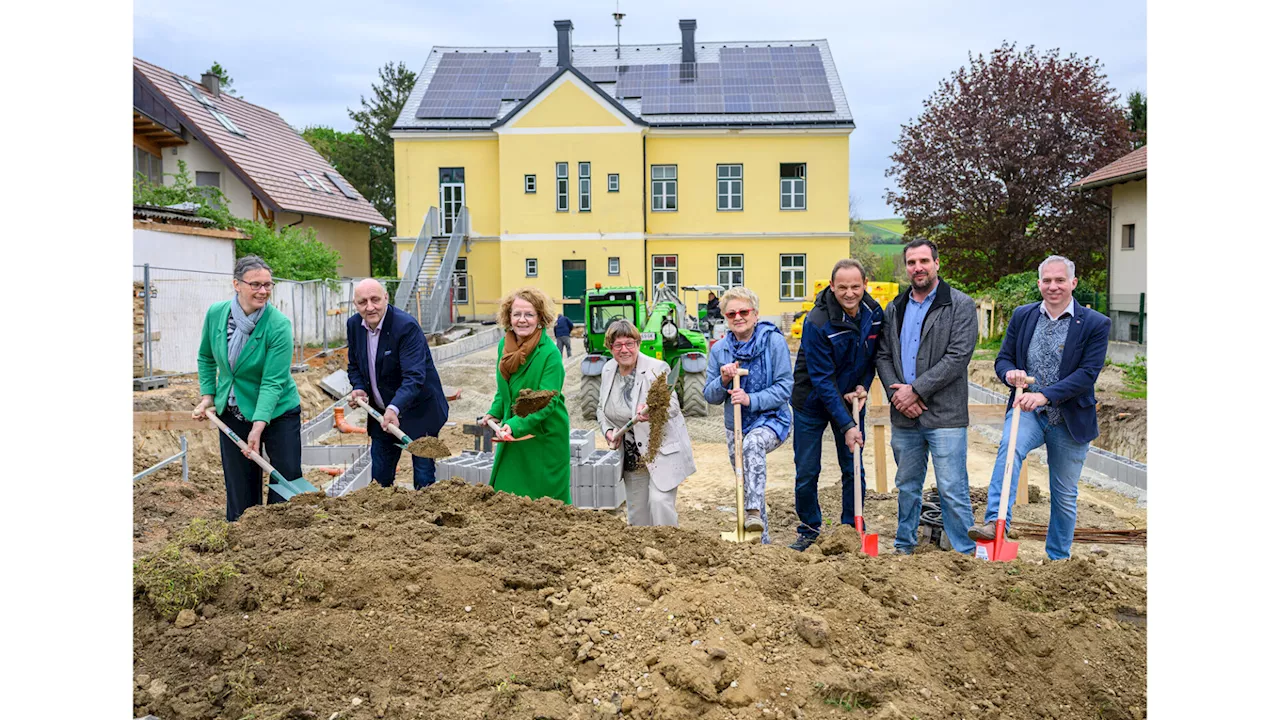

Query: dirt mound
(133, 482), (1146, 720)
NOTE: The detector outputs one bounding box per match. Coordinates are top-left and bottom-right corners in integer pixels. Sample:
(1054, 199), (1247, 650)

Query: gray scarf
(227, 299), (264, 407)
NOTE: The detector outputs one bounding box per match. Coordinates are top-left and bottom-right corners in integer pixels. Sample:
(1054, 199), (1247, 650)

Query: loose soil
(641, 372), (673, 464)
(513, 389), (559, 418)
(134, 344), (1147, 720)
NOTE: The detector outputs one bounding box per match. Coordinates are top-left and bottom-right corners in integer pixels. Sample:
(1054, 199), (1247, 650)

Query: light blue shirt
(899, 283), (938, 384)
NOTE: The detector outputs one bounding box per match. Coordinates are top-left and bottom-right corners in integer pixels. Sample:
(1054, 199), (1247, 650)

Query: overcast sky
(134, 0), (1146, 220)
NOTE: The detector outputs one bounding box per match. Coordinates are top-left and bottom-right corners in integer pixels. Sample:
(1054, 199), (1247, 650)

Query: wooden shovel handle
(205, 409), (277, 476)
(353, 397), (411, 444)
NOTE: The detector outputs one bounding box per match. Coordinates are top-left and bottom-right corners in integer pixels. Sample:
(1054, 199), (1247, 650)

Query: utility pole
(613, 0), (625, 61)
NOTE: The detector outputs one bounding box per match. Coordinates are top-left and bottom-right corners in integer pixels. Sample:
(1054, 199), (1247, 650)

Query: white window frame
(555, 162), (569, 212)
(780, 163), (806, 211)
(717, 164), (743, 211)
(717, 254), (744, 288)
(651, 255), (678, 294)
(608, 173), (619, 192)
(297, 170), (321, 191)
(526, 258), (538, 277)
(308, 170), (331, 193)
(608, 257), (620, 276)
(453, 257), (469, 304)
(524, 174), (536, 193)
(579, 162), (591, 212)
(651, 165), (678, 212)
(780, 253), (807, 301)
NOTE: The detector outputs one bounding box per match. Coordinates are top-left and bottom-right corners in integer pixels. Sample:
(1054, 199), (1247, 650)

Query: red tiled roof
(133, 58), (390, 228)
(1072, 146), (1147, 190)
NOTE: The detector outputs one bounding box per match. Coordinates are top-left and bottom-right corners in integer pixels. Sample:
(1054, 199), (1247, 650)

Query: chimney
(679, 19), (697, 64)
(200, 72), (221, 98)
(554, 20), (574, 67)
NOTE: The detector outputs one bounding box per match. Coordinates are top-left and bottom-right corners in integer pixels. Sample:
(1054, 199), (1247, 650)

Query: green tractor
(578, 283), (710, 419)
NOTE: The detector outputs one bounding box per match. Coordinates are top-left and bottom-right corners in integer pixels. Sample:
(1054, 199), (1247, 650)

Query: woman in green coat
(480, 286), (571, 503)
(191, 255), (303, 522)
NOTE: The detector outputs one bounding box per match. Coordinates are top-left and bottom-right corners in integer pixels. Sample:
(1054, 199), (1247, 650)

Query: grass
(134, 542), (238, 619)
(1116, 355), (1146, 399)
(177, 516), (230, 552)
(869, 243), (905, 257)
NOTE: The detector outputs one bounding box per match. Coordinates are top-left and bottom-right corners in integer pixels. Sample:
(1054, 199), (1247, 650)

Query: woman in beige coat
(597, 319), (696, 526)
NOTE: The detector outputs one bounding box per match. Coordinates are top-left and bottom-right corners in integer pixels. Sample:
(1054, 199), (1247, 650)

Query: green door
(562, 260), (587, 324)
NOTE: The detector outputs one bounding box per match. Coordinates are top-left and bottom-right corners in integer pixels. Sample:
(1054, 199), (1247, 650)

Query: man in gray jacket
(875, 238), (979, 554)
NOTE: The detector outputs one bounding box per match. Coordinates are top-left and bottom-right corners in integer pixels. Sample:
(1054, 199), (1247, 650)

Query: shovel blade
(861, 532), (880, 556)
(973, 521), (1018, 562)
(720, 529), (763, 544)
(269, 477), (320, 501)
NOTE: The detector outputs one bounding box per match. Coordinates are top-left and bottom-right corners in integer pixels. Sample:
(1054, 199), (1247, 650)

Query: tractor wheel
(579, 374), (601, 420)
(680, 370), (708, 417)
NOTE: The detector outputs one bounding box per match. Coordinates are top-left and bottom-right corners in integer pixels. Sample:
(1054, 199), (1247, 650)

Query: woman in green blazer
(480, 287), (571, 503)
(192, 256), (303, 521)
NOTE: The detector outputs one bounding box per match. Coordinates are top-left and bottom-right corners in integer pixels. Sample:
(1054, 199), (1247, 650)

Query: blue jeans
(792, 408), (866, 540)
(890, 425), (974, 553)
(370, 423), (437, 490)
(984, 409), (1090, 560)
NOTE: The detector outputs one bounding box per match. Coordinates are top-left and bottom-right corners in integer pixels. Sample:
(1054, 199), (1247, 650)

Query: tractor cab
(679, 284), (728, 341)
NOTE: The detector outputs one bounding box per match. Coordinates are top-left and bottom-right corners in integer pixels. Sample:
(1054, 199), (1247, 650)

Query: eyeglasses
(241, 281), (275, 291)
(724, 309), (755, 320)
(612, 340), (638, 350)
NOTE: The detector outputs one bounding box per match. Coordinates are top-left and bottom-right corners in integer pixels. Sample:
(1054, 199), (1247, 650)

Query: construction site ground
(132, 343), (1147, 720)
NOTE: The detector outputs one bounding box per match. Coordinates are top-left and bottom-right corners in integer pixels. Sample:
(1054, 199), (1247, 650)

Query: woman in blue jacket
(703, 286), (794, 543)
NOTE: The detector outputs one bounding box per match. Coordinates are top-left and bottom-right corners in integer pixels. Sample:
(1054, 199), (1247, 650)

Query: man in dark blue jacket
(968, 256), (1111, 560)
(788, 259), (884, 551)
(554, 313), (574, 358)
(347, 279), (450, 490)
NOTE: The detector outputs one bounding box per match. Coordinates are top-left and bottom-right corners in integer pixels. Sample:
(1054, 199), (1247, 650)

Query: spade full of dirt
(640, 371), (673, 464)
(512, 389), (558, 417)
(405, 435), (453, 459)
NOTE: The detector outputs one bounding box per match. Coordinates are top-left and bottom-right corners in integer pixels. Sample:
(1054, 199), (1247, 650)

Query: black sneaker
(788, 535), (818, 552)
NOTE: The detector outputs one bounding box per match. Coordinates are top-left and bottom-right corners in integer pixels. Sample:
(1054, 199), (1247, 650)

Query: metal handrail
(421, 208), (469, 333)
(394, 207), (440, 310)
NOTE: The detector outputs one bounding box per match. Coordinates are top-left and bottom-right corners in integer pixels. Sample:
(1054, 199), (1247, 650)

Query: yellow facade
(394, 70), (854, 322)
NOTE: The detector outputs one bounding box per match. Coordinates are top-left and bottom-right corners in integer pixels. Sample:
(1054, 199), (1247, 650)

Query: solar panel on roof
(418, 52), (553, 118)
(325, 171), (361, 200)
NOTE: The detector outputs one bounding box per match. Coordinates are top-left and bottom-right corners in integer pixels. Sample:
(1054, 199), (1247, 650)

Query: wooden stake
(871, 383), (888, 492)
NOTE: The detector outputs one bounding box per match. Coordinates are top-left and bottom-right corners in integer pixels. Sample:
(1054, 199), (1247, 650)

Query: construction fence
(133, 264), (381, 378)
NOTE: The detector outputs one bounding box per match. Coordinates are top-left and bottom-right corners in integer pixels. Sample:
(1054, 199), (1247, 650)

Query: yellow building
(391, 18), (856, 325)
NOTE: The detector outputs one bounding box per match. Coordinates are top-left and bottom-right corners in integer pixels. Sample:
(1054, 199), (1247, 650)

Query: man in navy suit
(347, 279), (449, 490)
(968, 256), (1111, 560)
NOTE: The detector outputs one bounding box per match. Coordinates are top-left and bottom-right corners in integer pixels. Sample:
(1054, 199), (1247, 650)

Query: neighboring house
(133, 58), (391, 276)
(1072, 145), (1147, 343)
(391, 18), (855, 325)
(133, 203), (241, 273)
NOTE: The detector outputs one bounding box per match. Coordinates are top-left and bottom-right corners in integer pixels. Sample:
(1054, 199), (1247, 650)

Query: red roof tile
(134, 58), (390, 228)
(1072, 146), (1147, 190)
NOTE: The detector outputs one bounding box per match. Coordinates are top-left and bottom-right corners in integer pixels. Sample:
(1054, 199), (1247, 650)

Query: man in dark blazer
(968, 256), (1111, 560)
(347, 279), (449, 490)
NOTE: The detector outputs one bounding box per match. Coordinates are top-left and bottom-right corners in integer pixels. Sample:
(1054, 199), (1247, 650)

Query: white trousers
(623, 468), (679, 526)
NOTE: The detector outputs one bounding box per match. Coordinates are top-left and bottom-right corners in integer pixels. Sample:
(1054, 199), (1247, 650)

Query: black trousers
(216, 405), (303, 521)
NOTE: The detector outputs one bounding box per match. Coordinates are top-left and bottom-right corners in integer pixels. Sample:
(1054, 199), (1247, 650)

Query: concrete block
(320, 370), (352, 399)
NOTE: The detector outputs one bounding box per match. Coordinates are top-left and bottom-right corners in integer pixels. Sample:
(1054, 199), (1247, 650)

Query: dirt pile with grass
(641, 372), (672, 464)
(133, 481), (1146, 720)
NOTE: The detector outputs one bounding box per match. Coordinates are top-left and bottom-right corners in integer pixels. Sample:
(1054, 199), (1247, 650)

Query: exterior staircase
(395, 207), (468, 334)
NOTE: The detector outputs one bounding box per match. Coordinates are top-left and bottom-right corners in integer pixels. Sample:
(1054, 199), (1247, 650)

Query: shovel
(974, 378), (1034, 562)
(485, 418), (533, 443)
(851, 432), (879, 556)
(721, 369), (763, 544)
(205, 409), (318, 500)
(352, 397), (452, 459)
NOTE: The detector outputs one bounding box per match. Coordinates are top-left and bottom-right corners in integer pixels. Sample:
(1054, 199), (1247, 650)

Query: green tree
(1126, 90), (1146, 148)
(303, 62), (418, 277)
(203, 62), (238, 97)
(134, 161), (339, 281)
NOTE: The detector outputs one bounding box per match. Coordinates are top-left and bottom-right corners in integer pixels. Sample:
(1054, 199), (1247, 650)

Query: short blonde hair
(720, 286), (759, 312)
(497, 286), (557, 330)
(605, 318), (641, 346)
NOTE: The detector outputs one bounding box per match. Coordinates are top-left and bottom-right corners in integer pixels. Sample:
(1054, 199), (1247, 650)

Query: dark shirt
(554, 315), (573, 337)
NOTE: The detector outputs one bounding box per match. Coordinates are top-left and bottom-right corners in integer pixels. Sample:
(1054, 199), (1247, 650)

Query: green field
(870, 243), (905, 256)
(851, 217), (907, 244)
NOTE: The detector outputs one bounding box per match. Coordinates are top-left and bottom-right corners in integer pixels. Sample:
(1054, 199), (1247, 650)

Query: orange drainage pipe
(333, 407), (367, 434)
(315, 467), (344, 476)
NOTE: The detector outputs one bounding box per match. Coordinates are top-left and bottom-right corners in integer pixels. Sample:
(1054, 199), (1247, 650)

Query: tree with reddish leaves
(885, 43), (1133, 287)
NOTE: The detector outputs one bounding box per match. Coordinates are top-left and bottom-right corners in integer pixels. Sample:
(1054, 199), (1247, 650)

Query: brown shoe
(968, 522), (996, 541)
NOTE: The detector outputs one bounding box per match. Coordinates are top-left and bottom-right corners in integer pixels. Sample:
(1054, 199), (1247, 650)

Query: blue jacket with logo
(790, 286), (884, 434)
